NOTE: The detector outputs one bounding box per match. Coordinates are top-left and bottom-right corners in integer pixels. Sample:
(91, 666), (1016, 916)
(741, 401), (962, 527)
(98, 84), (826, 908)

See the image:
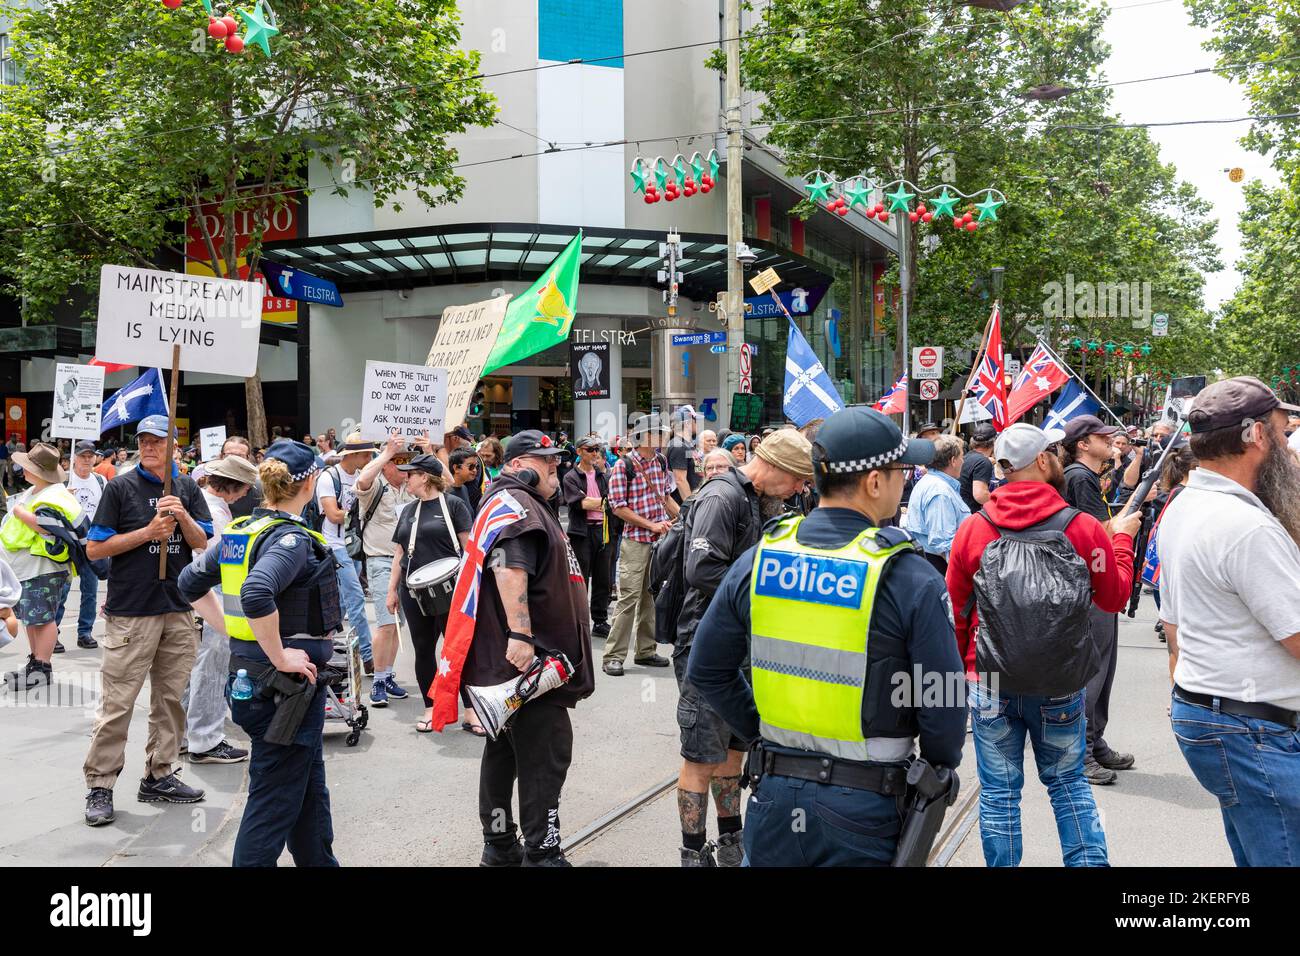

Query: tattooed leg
(710, 775), (743, 819)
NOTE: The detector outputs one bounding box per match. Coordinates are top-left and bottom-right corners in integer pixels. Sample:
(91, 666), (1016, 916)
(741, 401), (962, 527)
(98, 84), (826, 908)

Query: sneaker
(383, 675), (409, 700)
(85, 788), (115, 827)
(602, 660), (624, 677)
(52, 640), (65, 654)
(1083, 758), (1117, 786)
(592, 623), (610, 639)
(714, 830), (744, 867)
(634, 654), (670, 668)
(189, 740), (249, 764)
(480, 840), (524, 867)
(23, 656), (51, 689)
(369, 679), (389, 708)
(680, 844), (717, 867)
(1094, 749), (1135, 771)
(77, 634), (99, 649)
(522, 850), (572, 867)
(137, 772), (205, 804)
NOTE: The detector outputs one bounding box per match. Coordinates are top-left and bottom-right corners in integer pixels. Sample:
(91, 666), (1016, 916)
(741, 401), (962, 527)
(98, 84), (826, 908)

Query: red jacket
(945, 480), (1135, 675)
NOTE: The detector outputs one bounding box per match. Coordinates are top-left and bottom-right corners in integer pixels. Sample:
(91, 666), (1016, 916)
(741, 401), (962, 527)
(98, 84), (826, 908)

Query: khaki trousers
(84, 611), (199, 790)
(602, 538), (657, 663)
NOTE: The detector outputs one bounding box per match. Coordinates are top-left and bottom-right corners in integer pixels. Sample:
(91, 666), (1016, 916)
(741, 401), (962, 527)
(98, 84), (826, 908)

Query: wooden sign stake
(159, 344), (181, 579)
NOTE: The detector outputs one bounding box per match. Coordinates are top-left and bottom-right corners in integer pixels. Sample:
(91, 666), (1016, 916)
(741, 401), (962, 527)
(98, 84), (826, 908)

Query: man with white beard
(1158, 376), (1300, 866)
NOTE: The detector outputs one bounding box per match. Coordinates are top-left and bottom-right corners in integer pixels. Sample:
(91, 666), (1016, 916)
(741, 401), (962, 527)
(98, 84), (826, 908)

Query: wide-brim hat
(14, 442), (65, 483)
(205, 454), (259, 487)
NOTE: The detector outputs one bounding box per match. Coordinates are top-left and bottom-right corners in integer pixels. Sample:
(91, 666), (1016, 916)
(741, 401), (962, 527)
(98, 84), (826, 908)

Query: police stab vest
(218, 515), (342, 641)
(0, 484), (82, 565)
(749, 516), (916, 761)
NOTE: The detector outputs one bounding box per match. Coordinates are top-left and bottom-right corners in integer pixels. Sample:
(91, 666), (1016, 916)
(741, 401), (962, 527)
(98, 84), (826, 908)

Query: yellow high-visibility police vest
(217, 514), (330, 641)
(0, 485), (82, 567)
(749, 515), (915, 761)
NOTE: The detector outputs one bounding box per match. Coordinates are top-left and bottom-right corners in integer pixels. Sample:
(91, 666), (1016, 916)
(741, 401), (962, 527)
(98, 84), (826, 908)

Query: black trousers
(479, 702), (574, 860)
(569, 528), (611, 628)
(398, 589), (448, 707)
(1084, 606), (1120, 759)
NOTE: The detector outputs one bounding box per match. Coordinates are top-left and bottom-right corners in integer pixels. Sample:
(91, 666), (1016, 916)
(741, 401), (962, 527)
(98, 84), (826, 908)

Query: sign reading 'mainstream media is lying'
(95, 265), (263, 377)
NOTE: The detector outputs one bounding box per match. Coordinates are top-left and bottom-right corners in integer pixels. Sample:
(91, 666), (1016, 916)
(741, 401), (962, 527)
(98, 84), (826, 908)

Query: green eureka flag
(482, 231), (583, 375)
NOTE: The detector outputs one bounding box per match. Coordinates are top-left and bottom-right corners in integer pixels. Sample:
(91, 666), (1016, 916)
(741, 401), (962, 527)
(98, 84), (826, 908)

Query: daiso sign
(185, 197), (299, 322)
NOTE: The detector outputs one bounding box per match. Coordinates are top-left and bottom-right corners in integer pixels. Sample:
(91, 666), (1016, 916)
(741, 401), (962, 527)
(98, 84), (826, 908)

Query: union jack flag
(1005, 341), (1069, 424)
(968, 305), (1008, 431)
(430, 489), (527, 731)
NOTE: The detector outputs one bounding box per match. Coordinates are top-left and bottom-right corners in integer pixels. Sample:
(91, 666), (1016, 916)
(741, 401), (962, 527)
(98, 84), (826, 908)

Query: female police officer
(179, 440), (343, 867)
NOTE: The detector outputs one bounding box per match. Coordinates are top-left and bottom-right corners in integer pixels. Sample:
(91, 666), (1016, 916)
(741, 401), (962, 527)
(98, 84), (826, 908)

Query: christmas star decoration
(673, 156), (688, 187)
(844, 177), (873, 208)
(885, 183), (915, 212)
(1139, 344), (1152, 356)
(654, 158), (669, 192)
(708, 150), (720, 181)
(805, 174), (834, 202)
(630, 161), (646, 193)
(975, 193), (1004, 222)
(199, 0), (214, 12)
(237, 0), (279, 56)
(690, 152), (705, 182)
(929, 188), (959, 218)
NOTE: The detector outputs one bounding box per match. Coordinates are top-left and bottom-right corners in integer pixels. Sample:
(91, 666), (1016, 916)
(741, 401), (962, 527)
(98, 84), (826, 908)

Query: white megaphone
(465, 651), (574, 740)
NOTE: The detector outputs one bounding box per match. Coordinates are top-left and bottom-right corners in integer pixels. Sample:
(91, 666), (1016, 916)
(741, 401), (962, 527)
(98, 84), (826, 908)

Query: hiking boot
(602, 660), (624, 676)
(714, 831), (744, 867)
(137, 772), (205, 804)
(634, 655), (670, 668)
(85, 788), (115, 827)
(1083, 758), (1117, 786)
(52, 640), (65, 654)
(1094, 749), (1135, 771)
(592, 623), (611, 639)
(188, 740), (249, 764)
(680, 844), (717, 867)
(522, 850), (572, 867)
(480, 840), (524, 868)
(23, 656), (51, 689)
(77, 634), (99, 649)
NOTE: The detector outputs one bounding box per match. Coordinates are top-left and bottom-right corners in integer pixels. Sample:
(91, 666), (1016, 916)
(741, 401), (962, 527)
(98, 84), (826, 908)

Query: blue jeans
(228, 637), (338, 868)
(743, 769), (904, 866)
(331, 545), (371, 662)
(1171, 693), (1300, 866)
(970, 681), (1108, 867)
(54, 570), (98, 638)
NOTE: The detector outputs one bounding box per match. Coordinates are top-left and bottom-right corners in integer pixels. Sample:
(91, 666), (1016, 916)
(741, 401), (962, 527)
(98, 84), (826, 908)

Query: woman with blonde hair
(385, 455), (472, 733)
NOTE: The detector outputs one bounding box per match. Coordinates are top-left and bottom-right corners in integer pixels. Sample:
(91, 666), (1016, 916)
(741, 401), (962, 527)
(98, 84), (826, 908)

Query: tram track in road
(562, 771), (981, 866)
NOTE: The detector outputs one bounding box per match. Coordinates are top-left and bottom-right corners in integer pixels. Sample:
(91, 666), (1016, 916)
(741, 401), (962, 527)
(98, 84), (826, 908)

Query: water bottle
(231, 668), (254, 701)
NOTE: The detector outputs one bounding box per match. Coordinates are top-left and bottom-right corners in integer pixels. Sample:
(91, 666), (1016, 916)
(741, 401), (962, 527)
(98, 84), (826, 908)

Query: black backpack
(971, 507), (1099, 697)
(649, 496), (695, 645)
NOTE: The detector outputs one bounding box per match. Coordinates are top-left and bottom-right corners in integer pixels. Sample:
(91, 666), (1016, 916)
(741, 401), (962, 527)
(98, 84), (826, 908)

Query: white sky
(1103, 0), (1280, 310)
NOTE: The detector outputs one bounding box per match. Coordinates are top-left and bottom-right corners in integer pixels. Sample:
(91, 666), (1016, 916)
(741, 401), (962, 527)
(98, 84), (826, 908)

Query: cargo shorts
(673, 651), (746, 765)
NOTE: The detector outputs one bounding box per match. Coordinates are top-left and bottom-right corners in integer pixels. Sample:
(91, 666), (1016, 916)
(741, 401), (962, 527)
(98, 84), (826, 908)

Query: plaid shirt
(608, 450), (670, 544)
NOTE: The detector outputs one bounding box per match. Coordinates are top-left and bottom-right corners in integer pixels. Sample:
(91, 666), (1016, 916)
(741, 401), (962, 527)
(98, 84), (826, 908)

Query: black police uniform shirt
(391, 493), (471, 580)
(959, 452), (994, 513)
(90, 465), (213, 616)
(686, 506), (968, 770)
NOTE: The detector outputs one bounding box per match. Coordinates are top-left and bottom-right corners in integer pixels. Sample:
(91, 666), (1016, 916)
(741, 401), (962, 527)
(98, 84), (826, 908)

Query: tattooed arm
(492, 565), (536, 672)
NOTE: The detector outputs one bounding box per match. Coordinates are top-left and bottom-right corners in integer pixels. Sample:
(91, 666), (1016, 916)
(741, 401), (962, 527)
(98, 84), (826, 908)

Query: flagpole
(1037, 338), (1127, 429)
(159, 346), (181, 579)
(950, 301), (999, 435)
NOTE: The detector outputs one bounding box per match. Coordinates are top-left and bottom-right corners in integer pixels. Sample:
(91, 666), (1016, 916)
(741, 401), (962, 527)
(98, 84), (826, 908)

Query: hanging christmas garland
(797, 171), (1006, 231)
(630, 150), (720, 203)
(161, 0), (279, 56)
(1066, 338), (1154, 357)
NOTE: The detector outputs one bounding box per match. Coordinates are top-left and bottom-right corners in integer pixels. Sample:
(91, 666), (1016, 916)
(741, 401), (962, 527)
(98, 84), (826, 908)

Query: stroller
(321, 629), (368, 746)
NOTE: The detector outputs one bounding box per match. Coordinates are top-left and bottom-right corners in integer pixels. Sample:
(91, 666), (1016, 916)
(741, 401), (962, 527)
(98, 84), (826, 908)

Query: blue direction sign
(671, 331), (726, 346)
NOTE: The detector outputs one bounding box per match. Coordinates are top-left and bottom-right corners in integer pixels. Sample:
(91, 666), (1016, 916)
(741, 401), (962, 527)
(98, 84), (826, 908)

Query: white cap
(994, 423), (1066, 471)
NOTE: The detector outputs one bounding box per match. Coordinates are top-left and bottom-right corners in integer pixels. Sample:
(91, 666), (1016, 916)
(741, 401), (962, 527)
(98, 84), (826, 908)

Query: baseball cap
(755, 428), (814, 480)
(205, 454), (259, 486)
(264, 439), (325, 481)
(74, 440), (97, 455)
(970, 423), (997, 445)
(504, 430), (565, 462)
(995, 423), (1067, 471)
(136, 414), (174, 439)
(1188, 375), (1300, 434)
(673, 405), (705, 422)
(1062, 414), (1119, 448)
(813, 406), (935, 476)
(576, 435), (603, 450)
(396, 453), (444, 476)
(451, 426), (474, 442)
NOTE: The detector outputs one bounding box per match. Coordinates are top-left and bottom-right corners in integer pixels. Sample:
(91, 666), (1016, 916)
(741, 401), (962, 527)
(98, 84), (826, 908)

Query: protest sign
(425, 295), (512, 428)
(95, 265), (263, 377)
(50, 363), (105, 441)
(199, 425), (227, 463)
(360, 361), (448, 442)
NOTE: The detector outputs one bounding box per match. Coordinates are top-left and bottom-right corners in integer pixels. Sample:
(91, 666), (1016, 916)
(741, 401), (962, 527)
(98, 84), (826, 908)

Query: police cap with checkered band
(812, 406), (936, 477)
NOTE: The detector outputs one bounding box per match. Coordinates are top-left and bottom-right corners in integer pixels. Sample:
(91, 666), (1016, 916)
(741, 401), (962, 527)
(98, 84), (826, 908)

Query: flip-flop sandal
(461, 721), (487, 737)
(416, 719), (434, 733)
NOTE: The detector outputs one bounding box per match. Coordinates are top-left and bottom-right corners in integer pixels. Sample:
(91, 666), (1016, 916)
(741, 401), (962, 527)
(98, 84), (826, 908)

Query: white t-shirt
(1158, 468), (1300, 711)
(316, 465), (358, 548)
(66, 470), (106, 523)
(202, 489), (234, 540)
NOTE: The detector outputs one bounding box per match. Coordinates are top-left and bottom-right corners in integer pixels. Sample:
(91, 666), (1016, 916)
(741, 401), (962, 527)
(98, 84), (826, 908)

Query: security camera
(735, 242), (758, 271)
(397, 288), (412, 301)
(491, 287), (506, 298)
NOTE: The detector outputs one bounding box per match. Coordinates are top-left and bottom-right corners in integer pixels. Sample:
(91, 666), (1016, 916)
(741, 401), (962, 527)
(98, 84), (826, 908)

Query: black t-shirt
(94, 468), (213, 616)
(490, 529), (548, 576)
(667, 437), (699, 492)
(959, 452), (994, 513)
(228, 480), (263, 519)
(1063, 462), (1109, 522)
(447, 482), (473, 515)
(391, 493), (471, 578)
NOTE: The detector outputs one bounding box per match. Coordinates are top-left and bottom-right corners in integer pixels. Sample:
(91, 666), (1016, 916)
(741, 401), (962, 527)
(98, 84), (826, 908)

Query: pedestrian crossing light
(471, 384), (486, 417)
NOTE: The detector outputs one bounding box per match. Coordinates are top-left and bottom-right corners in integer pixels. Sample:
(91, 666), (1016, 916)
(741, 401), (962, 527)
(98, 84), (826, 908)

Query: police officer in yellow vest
(688, 406), (968, 866)
(179, 440), (343, 866)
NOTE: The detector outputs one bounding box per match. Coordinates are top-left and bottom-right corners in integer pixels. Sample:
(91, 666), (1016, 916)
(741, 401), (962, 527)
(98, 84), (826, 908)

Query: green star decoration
(690, 153), (705, 182)
(929, 188), (959, 218)
(199, 0), (214, 12)
(844, 177), (873, 208)
(805, 174), (834, 202)
(885, 183), (915, 212)
(673, 157), (687, 187)
(654, 159), (668, 192)
(708, 150), (720, 181)
(630, 161), (646, 193)
(237, 0), (279, 56)
(1140, 344), (1152, 356)
(975, 193), (1005, 222)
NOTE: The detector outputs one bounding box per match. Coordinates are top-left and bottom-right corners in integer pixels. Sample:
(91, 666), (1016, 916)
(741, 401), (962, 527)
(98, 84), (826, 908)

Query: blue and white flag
(1042, 379), (1099, 433)
(783, 320), (843, 426)
(100, 368), (169, 433)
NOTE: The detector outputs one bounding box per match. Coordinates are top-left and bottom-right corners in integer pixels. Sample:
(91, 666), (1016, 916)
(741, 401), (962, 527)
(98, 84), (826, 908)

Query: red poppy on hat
(539, 435), (553, 448)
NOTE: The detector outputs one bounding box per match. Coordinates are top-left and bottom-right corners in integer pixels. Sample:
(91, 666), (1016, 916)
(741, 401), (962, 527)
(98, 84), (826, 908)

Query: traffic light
(470, 383), (486, 417)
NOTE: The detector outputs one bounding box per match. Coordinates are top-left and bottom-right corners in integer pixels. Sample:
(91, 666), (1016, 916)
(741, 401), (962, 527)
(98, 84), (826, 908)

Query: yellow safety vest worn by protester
(749, 515), (917, 762)
(0, 484), (82, 565)
(218, 514), (337, 641)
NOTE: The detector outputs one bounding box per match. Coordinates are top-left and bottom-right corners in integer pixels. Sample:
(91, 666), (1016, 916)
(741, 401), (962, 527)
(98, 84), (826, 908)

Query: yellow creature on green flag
(481, 232), (582, 375)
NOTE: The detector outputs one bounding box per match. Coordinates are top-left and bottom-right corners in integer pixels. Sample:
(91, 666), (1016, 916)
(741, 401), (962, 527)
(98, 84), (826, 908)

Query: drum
(406, 556), (461, 618)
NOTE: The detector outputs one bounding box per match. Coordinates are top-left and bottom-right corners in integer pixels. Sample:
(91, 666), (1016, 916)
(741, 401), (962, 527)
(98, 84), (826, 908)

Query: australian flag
(430, 489), (527, 731)
(783, 319), (843, 426)
(100, 368), (169, 433)
(1042, 379), (1100, 433)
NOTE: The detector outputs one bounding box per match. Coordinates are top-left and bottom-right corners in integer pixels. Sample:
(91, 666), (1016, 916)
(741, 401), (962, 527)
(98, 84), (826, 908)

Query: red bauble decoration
(879, 212), (889, 223)
(961, 212), (973, 224)
(225, 33), (245, 53)
(874, 202), (885, 214)
(836, 206), (849, 217)
(965, 221), (978, 232)
(701, 183), (711, 193)
(921, 212), (933, 223)
(644, 194), (655, 205)
(916, 203), (927, 215)
(685, 178), (695, 189)
(953, 218), (962, 229)
(162, 0), (183, 8)
(908, 211), (919, 223)
(208, 17), (228, 38)
(221, 15), (239, 34)
(664, 191), (676, 202)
